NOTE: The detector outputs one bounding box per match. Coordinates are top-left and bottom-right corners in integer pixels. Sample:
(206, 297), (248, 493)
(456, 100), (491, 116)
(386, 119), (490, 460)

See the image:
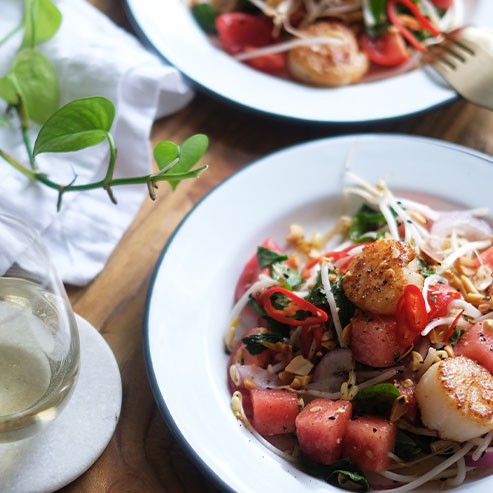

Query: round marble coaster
(0, 314), (122, 493)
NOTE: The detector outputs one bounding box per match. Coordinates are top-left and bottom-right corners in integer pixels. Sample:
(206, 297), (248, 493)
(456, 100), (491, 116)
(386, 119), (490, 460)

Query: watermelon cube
(342, 416), (396, 472)
(455, 322), (493, 374)
(295, 399), (352, 465)
(350, 310), (403, 368)
(251, 389), (300, 436)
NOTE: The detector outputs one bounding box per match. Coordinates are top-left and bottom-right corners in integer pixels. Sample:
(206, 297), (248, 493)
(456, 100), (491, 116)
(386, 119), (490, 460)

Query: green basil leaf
(271, 263), (303, 289)
(164, 134), (208, 190)
(349, 204), (386, 242)
(22, 0), (62, 47)
(246, 296), (291, 336)
(153, 141), (179, 170)
(327, 465), (370, 492)
(191, 4), (217, 34)
(10, 49), (59, 124)
(305, 270), (355, 327)
(34, 96), (115, 156)
(354, 383), (401, 416)
(448, 326), (465, 346)
(241, 332), (284, 355)
(299, 457), (369, 493)
(366, 0), (388, 26)
(257, 246), (288, 268)
(0, 76), (19, 104)
(418, 257), (436, 278)
(395, 429), (432, 461)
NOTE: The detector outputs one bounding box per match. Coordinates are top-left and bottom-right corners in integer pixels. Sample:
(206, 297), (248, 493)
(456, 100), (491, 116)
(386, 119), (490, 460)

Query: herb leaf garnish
(257, 246), (288, 268)
(305, 271), (355, 327)
(242, 332), (284, 355)
(354, 383), (401, 416)
(395, 429), (432, 461)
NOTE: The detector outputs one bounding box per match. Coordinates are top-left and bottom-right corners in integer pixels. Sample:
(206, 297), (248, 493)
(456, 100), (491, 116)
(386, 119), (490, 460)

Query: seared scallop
(342, 240), (424, 315)
(287, 22), (369, 87)
(415, 356), (493, 442)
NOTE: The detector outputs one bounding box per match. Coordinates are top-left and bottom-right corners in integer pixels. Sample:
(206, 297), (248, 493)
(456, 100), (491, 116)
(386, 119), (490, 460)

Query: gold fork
(426, 26), (493, 111)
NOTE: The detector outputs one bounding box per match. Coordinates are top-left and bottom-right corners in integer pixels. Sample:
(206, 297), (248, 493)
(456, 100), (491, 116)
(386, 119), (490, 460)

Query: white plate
(144, 134), (493, 492)
(125, 0), (493, 124)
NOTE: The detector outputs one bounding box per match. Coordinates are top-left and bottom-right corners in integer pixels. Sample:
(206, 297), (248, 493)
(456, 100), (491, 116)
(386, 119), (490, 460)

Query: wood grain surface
(56, 1), (493, 491)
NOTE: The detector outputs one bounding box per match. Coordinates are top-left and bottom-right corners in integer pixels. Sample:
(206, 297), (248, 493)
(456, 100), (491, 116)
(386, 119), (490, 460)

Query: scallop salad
(225, 175), (493, 492)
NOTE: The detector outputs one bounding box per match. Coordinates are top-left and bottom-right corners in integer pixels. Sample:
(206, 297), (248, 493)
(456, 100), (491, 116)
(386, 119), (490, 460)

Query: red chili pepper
(262, 286), (328, 326)
(444, 310), (464, 343)
(300, 324), (324, 359)
(387, 0), (440, 52)
(396, 284), (428, 348)
(301, 243), (373, 279)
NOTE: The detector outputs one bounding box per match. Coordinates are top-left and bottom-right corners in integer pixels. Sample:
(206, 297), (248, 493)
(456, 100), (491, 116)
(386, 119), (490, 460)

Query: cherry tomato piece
(216, 13), (273, 55)
(360, 30), (409, 66)
(235, 238), (283, 302)
(243, 46), (287, 74)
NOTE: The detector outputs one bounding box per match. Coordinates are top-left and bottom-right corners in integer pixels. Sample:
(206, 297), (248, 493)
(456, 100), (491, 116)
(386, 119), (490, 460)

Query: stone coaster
(0, 314), (122, 493)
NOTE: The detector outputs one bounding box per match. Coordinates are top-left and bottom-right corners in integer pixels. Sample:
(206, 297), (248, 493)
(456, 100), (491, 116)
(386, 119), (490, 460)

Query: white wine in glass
(0, 214), (79, 442)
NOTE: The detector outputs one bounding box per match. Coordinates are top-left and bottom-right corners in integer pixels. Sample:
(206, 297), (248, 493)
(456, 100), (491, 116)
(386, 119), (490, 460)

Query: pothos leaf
(163, 134), (208, 190)
(33, 97), (115, 155)
(22, 0), (62, 47)
(0, 76), (19, 105)
(10, 49), (59, 124)
(153, 141), (179, 170)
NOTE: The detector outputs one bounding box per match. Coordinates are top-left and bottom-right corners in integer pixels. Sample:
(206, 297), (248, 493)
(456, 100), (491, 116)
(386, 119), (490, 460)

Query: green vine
(0, 0), (208, 211)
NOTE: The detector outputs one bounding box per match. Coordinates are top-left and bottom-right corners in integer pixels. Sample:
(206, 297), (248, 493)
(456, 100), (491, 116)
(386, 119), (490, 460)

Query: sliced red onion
(236, 364), (280, 389)
(311, 348), (354, 392)
(430, 212), (492, 248)
(415, 336), (432, 360)
(465, 451), (493, 467)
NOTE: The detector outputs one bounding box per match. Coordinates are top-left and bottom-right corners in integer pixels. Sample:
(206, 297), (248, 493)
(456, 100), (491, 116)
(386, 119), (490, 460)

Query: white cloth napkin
(0, 0), (194, 285)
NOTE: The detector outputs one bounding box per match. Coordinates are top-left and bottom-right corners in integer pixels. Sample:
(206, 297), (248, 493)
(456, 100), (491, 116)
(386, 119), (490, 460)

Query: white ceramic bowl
(126, 1), (493, 123)
(144, 134), (493, 492)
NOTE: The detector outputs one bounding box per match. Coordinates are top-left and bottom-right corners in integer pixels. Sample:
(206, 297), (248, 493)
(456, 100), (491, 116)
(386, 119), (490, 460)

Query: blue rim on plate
(124, 0), (493, 124)
(143, 133), (492, 492)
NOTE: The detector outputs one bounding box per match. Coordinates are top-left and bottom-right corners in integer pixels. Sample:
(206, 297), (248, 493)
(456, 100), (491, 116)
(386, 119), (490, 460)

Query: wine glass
(0, 214), (80, 442)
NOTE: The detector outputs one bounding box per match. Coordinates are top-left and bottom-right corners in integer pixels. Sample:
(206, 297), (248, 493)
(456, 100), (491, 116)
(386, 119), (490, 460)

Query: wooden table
(59, 1), (493, 491)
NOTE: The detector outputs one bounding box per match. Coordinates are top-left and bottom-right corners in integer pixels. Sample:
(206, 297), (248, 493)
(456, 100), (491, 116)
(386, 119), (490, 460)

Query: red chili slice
(301, 243), (373, 279)
(444, 310), (464, 343)
(262, 287), (328, 326)
(387, 0), (440, 52)
(300, 324), (324, 359)
(395, 284), (428, 348)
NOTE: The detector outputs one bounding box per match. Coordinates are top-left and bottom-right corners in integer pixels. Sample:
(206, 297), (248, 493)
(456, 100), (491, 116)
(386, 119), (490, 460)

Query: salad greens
(257, 246), (288, 268)
(0, 0), (208, 210)
(241, 332), (284, 355)
(353, 383), (401, 416)
(305, 271), (356, 327)
(300, 456), (370, 493)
